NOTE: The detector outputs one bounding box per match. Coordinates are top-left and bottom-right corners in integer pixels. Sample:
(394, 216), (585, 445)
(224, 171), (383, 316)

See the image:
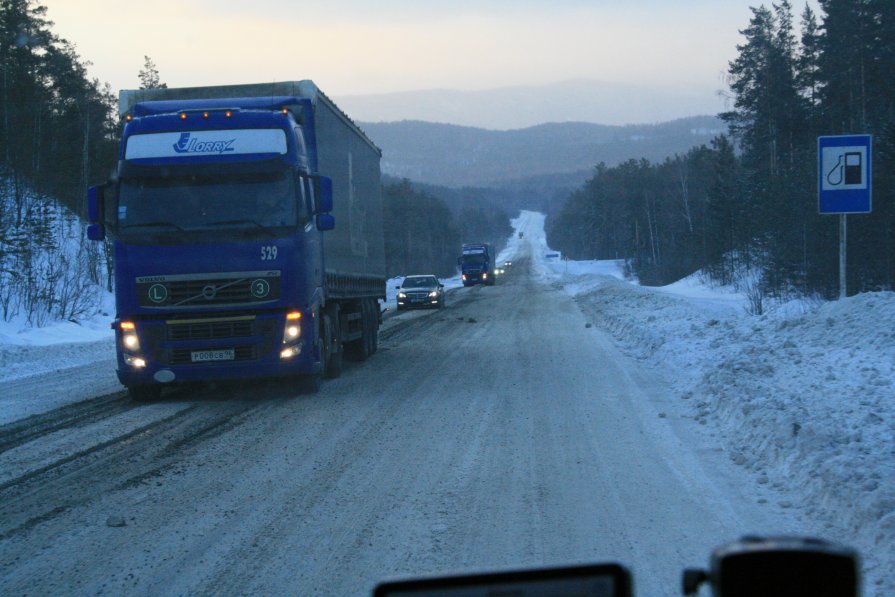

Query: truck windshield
(118, 170), (298, 237)
(460, 254), (486, 265)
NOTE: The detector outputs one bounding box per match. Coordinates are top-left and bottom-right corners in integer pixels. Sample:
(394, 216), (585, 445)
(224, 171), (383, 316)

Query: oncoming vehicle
(396, 275), (445, 310)
(459, 243), (496, 286)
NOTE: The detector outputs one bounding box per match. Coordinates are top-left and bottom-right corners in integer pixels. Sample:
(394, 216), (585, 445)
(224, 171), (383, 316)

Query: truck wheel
(129, 385), (161, 402)
(323, 308), (342, 378)
(297, 374), (321, 394)
(370, 301), (379, 354)
(346, 300), (372, 362)
(363, 300), (376, 356)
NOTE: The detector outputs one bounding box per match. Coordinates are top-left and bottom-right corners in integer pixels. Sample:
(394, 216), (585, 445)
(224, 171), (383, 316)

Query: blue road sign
(818, 135), (872, 214)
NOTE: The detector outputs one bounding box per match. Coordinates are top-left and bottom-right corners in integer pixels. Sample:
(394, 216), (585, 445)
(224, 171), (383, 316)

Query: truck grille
(136, 271), (281, 308)
(167, 319), (254, 340)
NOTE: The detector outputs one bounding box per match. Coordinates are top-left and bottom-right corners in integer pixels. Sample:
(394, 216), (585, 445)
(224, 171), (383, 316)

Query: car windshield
(402, 276), (437, 288)
(3, 2), (892, 597)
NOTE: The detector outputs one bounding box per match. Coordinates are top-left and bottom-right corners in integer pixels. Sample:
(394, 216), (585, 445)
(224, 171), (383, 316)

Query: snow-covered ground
(511, 210), (894, 594)
(1, 210), (892, 593)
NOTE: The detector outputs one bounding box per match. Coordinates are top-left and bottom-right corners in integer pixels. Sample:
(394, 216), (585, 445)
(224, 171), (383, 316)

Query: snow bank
(523, 209), (894, 595)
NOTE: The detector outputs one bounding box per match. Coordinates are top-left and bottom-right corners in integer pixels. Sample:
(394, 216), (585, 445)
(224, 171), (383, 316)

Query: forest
(546, 0), (895, 307)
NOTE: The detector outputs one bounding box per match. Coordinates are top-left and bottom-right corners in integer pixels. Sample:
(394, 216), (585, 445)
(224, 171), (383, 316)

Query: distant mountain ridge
(335, 79), (724, 130)
(360, 116), (726, 189)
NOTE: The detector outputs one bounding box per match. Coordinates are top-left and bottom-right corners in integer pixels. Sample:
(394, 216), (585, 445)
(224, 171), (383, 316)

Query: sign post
(818, 135), (872, 299)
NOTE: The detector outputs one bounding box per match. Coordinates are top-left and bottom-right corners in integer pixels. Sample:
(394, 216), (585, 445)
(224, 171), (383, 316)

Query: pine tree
(138, 55), (166, 90)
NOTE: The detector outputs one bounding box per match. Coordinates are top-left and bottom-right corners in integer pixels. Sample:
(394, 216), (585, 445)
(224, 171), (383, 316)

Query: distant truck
(86, 81), (385, 400)
(458, 243), (496, 286)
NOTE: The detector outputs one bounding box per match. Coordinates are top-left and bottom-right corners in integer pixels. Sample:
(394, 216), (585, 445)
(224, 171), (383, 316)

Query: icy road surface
(0, 246), (828, 597)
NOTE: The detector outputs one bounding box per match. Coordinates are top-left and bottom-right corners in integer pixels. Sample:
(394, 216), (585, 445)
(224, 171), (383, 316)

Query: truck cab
(86, 82), (385, 400)
(459, 243), (496, 286)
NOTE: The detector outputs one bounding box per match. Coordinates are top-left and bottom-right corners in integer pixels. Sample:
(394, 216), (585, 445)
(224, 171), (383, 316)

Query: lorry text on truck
(86, 81), (386, 401)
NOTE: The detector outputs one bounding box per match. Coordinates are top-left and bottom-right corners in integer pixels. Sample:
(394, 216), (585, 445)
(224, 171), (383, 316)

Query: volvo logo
(202, 285), (217, 300)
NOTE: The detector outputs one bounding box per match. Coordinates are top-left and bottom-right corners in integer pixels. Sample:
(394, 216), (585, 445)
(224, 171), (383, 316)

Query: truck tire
(323, 306), (342, 378)
(297, 374), (321, 394)
(363, 299), (376, 356)
(129, 385), (161, 402)
(370, 301), (379, 354)
(346, 300), (372, 362)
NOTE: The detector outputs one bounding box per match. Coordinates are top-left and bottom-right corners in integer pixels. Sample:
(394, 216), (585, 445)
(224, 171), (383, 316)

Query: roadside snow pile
(571, 282), (895, 591)
(518, 204), (894, 593)
(0, 289), (115, 383)
(532, 275), (895, 594)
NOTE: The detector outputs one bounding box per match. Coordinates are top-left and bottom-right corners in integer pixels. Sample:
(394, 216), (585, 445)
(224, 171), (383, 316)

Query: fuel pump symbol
(844, 152), (862, 185)
(826, 151), (863, 187)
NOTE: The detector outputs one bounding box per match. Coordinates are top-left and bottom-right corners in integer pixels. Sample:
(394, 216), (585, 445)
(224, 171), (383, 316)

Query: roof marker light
(203, 112), (209, 119)
(180, 113), (187, 120)
(225, 111), (232, 118)
(125, 113), (132, 122)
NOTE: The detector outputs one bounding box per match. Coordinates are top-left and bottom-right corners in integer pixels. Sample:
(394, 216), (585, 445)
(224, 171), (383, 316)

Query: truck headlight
(398, 292), (407, 299)
(124, 354), (147, 368)
(123, 333), (140, 350)
(280, 346), (301, 359)
(281, 311), (303, 359)
(120, 321), (141, 351)
(283, 311), (302, 343)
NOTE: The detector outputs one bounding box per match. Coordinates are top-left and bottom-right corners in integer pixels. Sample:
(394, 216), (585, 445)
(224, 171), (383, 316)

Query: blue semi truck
(458, 243), (496, 286)
(86, 81), (385, 400)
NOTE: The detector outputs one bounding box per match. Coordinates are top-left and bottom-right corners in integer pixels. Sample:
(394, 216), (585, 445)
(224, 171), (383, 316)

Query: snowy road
(0, 238), (852, 595)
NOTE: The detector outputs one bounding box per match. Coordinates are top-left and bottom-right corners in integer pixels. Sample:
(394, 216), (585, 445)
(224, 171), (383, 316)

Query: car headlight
(398, 292), (407, 299)
(429, 290), (438, 298)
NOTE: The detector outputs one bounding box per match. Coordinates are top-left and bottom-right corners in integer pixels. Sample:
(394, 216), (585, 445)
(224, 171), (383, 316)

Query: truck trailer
(86, 80), (385, 400)
(458, 243), (496, 286)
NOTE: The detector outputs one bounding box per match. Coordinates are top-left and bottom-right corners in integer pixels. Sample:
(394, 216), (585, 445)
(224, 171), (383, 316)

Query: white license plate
(191, 349), (235, 363)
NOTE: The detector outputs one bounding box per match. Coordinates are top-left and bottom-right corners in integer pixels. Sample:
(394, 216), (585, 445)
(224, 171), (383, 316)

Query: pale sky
(41, 0), (819, 124)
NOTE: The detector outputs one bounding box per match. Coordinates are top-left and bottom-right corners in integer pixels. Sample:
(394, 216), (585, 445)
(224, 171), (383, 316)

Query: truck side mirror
(316, 213), (335, 231)
(87, 224), (105, 241)
(315, 176), (333, 213)
(86, 185), (107, 241)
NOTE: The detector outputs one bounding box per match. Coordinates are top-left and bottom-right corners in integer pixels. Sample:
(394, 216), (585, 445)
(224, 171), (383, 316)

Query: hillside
(361, 116), (725, 188)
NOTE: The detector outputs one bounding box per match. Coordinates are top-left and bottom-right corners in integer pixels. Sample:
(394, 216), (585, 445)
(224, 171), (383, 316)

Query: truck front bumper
(114, 311), (321, 388)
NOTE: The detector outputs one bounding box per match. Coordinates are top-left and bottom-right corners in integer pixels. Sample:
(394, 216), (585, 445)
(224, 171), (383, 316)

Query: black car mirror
(374, 563), (632, 597)
(683, 536), (859, 597)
